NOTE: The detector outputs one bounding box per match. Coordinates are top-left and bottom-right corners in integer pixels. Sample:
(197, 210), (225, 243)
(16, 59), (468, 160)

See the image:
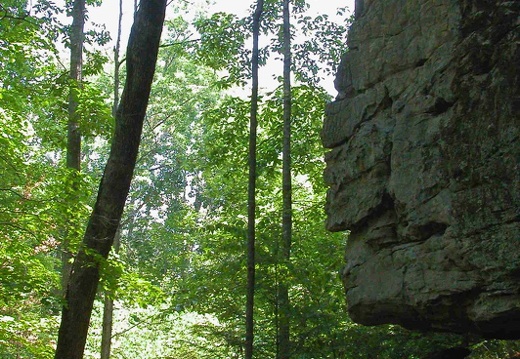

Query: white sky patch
(85, 1), (355, 97)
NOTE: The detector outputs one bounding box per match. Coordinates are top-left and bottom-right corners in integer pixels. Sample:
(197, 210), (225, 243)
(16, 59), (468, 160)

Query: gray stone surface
(322, 0), (520, 338)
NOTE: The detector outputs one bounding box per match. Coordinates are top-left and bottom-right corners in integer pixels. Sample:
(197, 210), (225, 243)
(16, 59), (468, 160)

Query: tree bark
(100, 0), (124, 356)
(278, 0), (292, 358)
(66, 0), (84, 174)
(245, 1), (264, 358)
(112, 0), (123, 119)
(54, 0), (167, 358)
(62, 0), (85, 295)
(100, 293), (114, 359)
(100, 228), (121, 359)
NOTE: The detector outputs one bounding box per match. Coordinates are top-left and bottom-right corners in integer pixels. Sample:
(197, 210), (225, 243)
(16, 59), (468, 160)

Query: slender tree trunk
(100, 294), (114, 359)
(100, 229), (121, 359)
(54, 1), (167, 358)
(278, 0), (292, 358)
(245, 1), (264, 358)
(62, 0), (85, 295)
(100, 1), (124, 357)
(100, 234), (119, 359)
(112, 0), (123, 118)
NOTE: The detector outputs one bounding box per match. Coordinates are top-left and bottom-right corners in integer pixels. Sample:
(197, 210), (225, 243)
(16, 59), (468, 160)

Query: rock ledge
(323, 0), (520, 339)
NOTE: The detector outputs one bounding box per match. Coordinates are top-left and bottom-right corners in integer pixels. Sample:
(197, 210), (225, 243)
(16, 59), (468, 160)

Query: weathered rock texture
(322, 0), (520, 338)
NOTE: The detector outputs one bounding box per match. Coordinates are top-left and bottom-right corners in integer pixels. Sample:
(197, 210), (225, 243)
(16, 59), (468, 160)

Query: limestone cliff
(322, 0), (519, 338)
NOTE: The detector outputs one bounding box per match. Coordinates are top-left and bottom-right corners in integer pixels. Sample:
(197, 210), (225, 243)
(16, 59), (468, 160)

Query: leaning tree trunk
(245, 1), (264, 358)
(54, 0), (167, 358)
(100, 0), (124, 357)
(278, 0), (292, 358)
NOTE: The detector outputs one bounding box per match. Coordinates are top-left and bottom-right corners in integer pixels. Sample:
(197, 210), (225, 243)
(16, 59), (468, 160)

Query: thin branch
(0, 13), (28, 21)
(159, 38), (200, 48)
(116, 38), (199, 65)
(0, 188), (26, 199)
(0, 155), (23, 177)
(0, 188), (61, 204)
(0, 5), (30, 23)
(0, 222), (40, 239)
(111, 308), (173, 339)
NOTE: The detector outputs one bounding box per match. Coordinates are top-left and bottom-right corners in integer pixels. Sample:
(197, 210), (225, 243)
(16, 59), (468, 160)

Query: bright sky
(88, 0), (355, 94)
(90, 0), (354, 46)
(210, 0), (354, 17)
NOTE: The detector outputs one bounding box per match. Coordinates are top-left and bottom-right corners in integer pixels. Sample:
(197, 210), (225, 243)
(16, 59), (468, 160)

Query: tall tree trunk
(100, 229), (120, 359)
(100, 294), (114, 358)
(112, 0), (123, 118)
(54, 0), (167, 358)
(62, 0), (85, 295)
(278, 0), (292, 358)
(245, 1), (264, 358)
(100, 0), (124, 357)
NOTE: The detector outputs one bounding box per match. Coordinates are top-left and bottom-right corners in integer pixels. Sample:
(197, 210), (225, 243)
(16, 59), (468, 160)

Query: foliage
(0, 0), (111, 356)
(0, 0), (518, 358)
(0, 3), (63, 357)
(193, 12), (249, 88)
(469, 340), (520, 359)
(86, 303), (240, 359)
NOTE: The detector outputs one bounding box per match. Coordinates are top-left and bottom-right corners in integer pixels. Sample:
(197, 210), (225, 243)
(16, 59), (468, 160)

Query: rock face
(322, 0), (520, 339)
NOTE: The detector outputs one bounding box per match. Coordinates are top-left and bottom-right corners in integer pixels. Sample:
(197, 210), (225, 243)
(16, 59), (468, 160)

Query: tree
(100, 0), (124, 357)
(245, 1), (264, 358)
(278, 0), (292, 357)
(54, 0), (167, 357)
(61, 0), (85, 296)
(180, 2), (351, 356)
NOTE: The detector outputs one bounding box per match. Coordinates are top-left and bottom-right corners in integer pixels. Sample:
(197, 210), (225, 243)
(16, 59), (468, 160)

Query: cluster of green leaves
(86, 303), (240, 359)
(0, 0), (113, 357)
(0, 2), (67, 357)
(193, 12), (250, 88)
(191, 0), (351, 90)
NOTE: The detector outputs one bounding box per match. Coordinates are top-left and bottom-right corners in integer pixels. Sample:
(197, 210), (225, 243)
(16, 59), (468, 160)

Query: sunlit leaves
(294, 8), (352, 83)
(192, 12), (249, 88)
(0, 2), (108, 356)
(75, 81), (113, 138)
(100, 251), (164, 307)
(85, 304), (238, 359)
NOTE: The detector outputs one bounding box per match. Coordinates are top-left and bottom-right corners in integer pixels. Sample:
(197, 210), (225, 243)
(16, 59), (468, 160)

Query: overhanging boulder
(323, 0), (520, 339)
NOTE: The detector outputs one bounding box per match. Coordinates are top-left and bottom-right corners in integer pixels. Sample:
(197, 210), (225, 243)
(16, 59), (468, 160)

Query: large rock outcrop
(322, 0), (519, 339)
